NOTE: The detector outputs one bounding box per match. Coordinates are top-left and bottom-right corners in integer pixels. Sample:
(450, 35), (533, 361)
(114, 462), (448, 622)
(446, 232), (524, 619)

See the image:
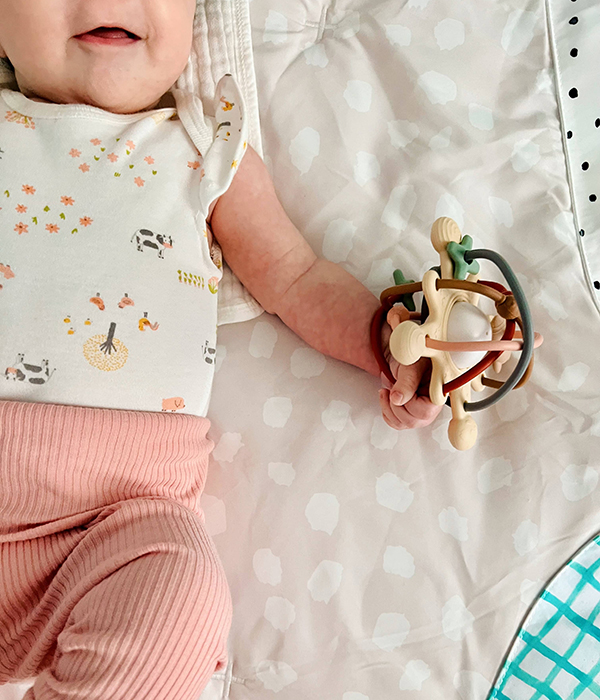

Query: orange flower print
(22, 185), (36, 195)
(69, 148), (82, 158)
(46, 224), (59, 234)
(107, 153), (119, 163)
(126, 140), (136, 150)
(90, 138), (102, 146)
(14, 222), (28, 235)
(188, 161), (201, 170)
(134, 177), (145, 188)
(5, 111), (35, 129)
(79, 216), (93, 227)
(61, 196), (75, 206)
(144, 156), (155, 165)
(79, 163), (90, 173)
(15, 204), (27, 213)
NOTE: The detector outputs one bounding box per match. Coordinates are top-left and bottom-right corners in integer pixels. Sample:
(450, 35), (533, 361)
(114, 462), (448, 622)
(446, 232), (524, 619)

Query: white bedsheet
(3, 0), (600, 699)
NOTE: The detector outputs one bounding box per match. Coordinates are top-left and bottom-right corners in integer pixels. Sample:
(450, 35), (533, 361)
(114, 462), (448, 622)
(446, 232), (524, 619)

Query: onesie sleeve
(198, 73), (249, 219)
(175, 71), (263, 326)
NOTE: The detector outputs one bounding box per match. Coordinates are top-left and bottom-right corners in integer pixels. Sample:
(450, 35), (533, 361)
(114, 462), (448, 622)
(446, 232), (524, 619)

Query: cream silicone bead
(431, 217), (462, 280)
(448, 405), (478, 450)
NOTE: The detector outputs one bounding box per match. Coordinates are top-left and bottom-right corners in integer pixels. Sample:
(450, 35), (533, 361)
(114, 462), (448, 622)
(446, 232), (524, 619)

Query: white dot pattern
(191, 0), (600, 697)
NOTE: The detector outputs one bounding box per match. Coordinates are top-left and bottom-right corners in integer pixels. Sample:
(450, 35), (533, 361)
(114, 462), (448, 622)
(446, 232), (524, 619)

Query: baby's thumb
(389, 359), (425, 406)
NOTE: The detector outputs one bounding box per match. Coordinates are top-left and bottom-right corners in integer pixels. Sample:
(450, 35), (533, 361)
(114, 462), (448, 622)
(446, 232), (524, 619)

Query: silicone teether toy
(370, 217), (543, 451)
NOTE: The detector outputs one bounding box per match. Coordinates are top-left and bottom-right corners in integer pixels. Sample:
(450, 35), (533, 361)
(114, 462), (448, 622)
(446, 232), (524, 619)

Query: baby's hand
(378, 326), (443, 431)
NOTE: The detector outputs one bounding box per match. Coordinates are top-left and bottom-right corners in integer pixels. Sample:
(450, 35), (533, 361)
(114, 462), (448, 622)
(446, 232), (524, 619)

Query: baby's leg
(7, 498), (232, 700)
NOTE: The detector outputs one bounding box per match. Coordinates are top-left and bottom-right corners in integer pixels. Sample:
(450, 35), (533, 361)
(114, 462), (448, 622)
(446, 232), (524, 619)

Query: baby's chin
(71, 91), (167, 114)
(20, 83), (171, 114)
(88, 96), (165, 114)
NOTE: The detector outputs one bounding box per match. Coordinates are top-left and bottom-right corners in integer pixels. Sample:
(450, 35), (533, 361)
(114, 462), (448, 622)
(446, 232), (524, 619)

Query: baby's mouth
(75, 27), (141, 45)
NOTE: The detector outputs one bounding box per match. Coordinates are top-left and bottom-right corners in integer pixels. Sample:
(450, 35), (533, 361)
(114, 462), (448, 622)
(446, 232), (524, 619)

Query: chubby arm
(209, 145), (382, 376)
(209, 146), (441, 429)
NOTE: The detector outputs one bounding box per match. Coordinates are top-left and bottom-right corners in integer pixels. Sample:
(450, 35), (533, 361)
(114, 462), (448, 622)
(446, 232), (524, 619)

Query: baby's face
(0, 0), (196, 114)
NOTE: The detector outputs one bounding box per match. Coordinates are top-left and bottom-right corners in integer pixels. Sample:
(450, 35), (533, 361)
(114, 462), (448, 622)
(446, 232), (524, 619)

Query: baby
(0, 1), (441, 698)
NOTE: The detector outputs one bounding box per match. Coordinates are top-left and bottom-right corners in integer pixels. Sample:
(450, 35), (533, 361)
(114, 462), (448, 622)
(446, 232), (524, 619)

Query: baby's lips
(74, 25), (142, 40)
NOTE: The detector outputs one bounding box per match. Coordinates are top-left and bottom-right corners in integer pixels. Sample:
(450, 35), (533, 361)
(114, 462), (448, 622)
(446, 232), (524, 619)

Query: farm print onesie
(0, 74), (248, 699)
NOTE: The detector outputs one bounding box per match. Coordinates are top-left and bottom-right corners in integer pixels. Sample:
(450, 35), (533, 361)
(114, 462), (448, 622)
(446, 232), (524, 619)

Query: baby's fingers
(396, 393), (443, 425)
(379, 389), (434, 430)
(379, 389), (408, 430)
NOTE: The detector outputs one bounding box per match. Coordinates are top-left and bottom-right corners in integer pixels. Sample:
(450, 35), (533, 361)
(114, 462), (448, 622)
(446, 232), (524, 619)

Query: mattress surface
(3, 0), (599, 699)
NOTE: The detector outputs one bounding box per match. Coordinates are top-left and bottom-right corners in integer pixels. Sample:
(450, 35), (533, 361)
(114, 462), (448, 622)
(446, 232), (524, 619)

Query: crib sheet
(3, 0), (600, 699)
(202, 0), (600, 696)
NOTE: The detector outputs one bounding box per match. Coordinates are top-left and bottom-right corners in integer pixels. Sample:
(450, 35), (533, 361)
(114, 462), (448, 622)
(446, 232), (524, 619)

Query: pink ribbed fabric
(0, 400), (233, 700)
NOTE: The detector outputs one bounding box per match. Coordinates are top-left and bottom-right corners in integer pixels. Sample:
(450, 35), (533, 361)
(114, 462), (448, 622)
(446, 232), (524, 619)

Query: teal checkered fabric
(490, 536), (600, 700)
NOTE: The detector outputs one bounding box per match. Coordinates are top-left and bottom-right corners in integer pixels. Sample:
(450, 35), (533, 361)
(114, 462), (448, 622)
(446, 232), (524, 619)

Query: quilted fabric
(191, 0), (599, 696)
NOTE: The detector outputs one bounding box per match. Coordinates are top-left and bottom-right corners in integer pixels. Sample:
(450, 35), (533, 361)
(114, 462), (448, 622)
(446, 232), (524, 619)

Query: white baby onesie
(0, 75), (248, 417)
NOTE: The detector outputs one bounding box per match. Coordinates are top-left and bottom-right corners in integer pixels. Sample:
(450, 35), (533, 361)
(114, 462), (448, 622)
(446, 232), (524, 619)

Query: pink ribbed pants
(0, 400), (233, 700)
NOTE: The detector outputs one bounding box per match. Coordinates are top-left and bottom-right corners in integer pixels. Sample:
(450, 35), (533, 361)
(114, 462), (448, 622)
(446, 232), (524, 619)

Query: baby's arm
(209, 146), (441, 430)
